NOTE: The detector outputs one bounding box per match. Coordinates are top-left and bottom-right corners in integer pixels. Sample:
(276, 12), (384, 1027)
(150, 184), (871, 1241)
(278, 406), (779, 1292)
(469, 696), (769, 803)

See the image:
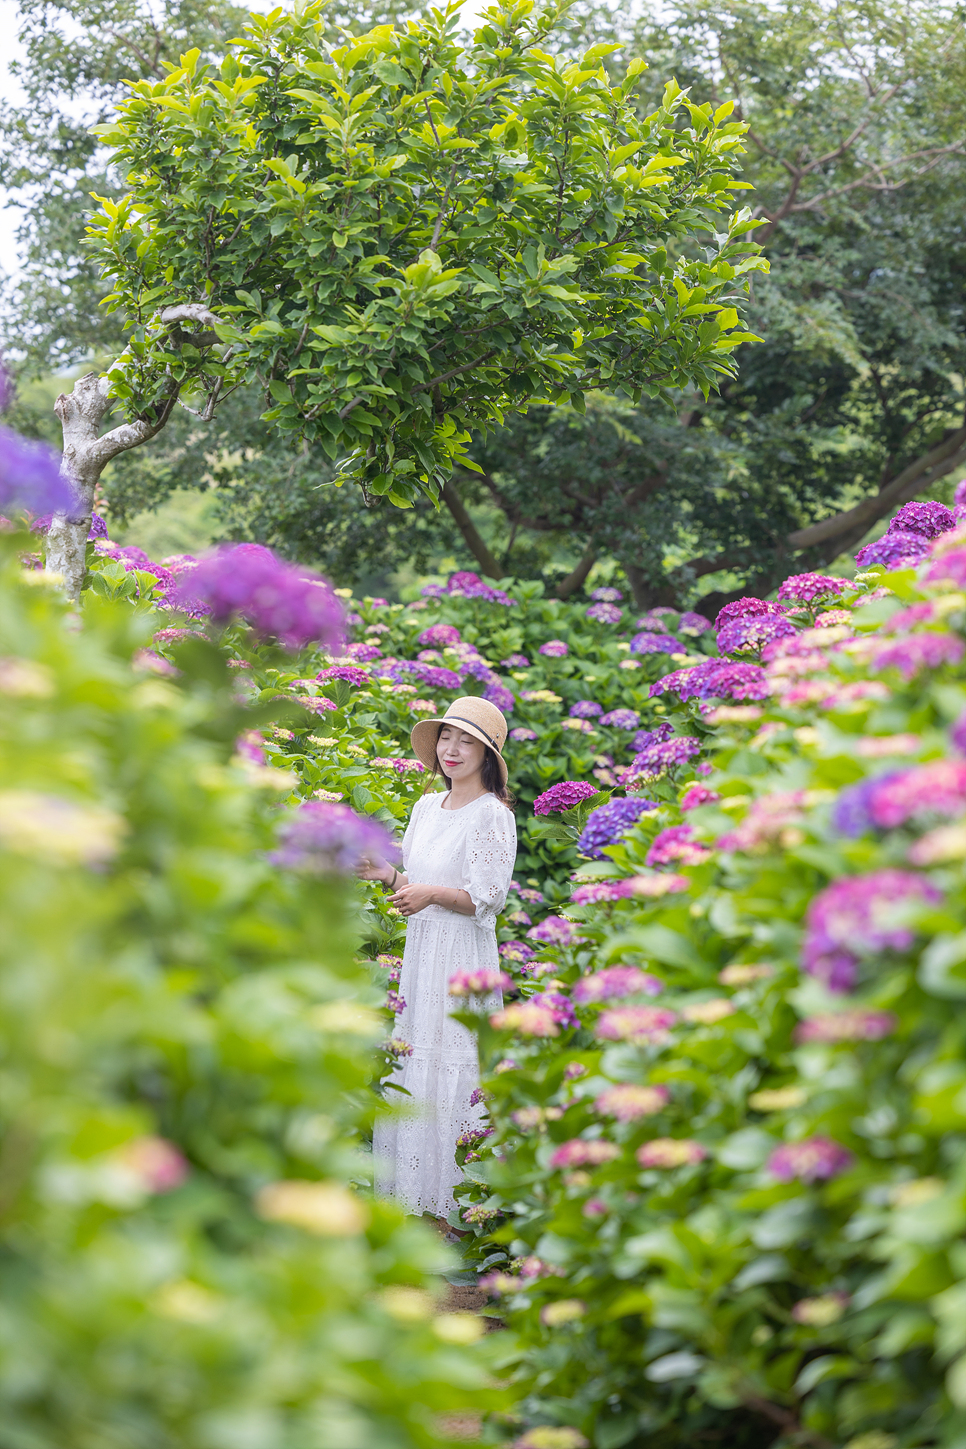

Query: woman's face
(437, 724), (486, 784)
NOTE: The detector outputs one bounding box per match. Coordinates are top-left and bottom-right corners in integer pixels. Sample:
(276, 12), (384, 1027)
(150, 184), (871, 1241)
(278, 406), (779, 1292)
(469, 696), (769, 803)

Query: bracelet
(387, 867), (398, 890)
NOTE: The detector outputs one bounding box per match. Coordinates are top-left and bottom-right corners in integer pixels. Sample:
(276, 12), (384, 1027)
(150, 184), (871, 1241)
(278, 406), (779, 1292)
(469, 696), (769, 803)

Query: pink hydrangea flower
(418, 623), (461, 647)
(795, 1011), (897, 1043)
(594, 1006), (678, 1044)
(714, 597), (785, 629)
(533, 781), (599, 815)
(114, 1136), (188, 1193)
(716, 791), (808, 853)
(573, 967), (663, 1003)
(490, 1002), (560, 1036)
(564, 1062), (587, 1080)
(646, 824), (711, 868)
(449, 968), (512, 995)
(636, 1138), (706, 1168)
(594, 1084), (669, 1121)
(317, 665), (370, 685)
(767, 1137), (853, 1182)
(549, 1139), (620, 1169)
(869, 633), (964, 680)
(681, 784), (720, 811)
(539, 639), (569, 657)
(865, 760), (966, 828)
(527, 916), (586, 947)
(802, 869), (941, 991)
(777, 573), (846, 604)
(499, 940), (536, 962)
(587, 602), (622, 624)
(717, 614), (796, 655)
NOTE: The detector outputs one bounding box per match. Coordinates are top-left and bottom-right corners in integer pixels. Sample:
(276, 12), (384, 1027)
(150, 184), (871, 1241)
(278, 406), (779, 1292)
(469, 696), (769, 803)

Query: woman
(361, 697), (517, 1222)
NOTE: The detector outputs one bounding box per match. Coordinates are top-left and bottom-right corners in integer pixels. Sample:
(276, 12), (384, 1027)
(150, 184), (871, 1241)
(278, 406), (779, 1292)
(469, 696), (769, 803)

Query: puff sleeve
(460, 798), (517, 930)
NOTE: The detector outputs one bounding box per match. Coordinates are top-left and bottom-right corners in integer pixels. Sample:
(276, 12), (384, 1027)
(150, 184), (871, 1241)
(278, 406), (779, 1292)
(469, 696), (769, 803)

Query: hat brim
(410, 716), (509, 788)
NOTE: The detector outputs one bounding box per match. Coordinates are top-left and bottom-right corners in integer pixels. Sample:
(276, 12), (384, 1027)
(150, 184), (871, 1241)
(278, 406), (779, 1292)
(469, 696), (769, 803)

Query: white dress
(374, 790), (517, 1217)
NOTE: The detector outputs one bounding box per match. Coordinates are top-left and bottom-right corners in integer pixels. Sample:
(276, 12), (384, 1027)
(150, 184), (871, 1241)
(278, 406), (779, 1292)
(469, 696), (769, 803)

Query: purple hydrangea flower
(573, 967), (663, 1003)
(802, 869), (942, 990)
(484, 679), (515, 713)
(390, 661), (462, 690)
(864, 760), (966, 828)
(418, 623), (461, 647)
(268, 801), (396, 873)
(570, 700), (603, 719)
(678, 611), (712, 635)
(586, 602), (622, 624)
(510, 727), (537, 742)
(33, 510), (109, 541)
(637, 608), (678, 630)
(767, 1138), (853, 1183)
(632, 722), (675, 752)
(952, 710), (966, 755)
(645, 823), (711, 867)
(421, 583), (446, 598)
(630, 631), (680, 655)
(171, 545), (344, 651)
(316, 665), (370, 686)
(650, 660), (770, 702)
(716, 613), (797, 655)
(714, 597), (784, 629)
(344, 642), (382, 662)
(888, 500), (956, 538)
(527, 915), (585, 946)
(631, 736), (702, 775)
(0, 427), (75, 517)
(869, 633), (964, 680)
(776, 573), (846, 604)
(533, 781), (599, 815)
(531, 990), (578, 1028)
(831, 775), (903, 837)
(539, 640), (569, 657)
(591, 587), (623, 602)
(577, 798), (658, 858)
(854, 531), (930, 569)
(446, 571), (516, 605)
(681, 784), (720, 810)
(502, 654), (530, 668)
(600, 708), (641, 729)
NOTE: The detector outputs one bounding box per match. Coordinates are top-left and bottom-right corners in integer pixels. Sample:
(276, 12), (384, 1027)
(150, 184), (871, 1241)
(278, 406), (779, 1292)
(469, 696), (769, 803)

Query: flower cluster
(795, 1011), (897, 1043)
(600, 708), (640, 729)
(490, 1002), (559, 1036)
(594, 1084), (669, 1121)
(834, 761), (966, 835)
(593, 1006), (678, 1044)
(854, 531), (930, 569)
(678, 611), (712, 635)
(767, 1137), (853, 1183)
(646, 824), (711, 868)
(539, 640), (569, 657)
(549, 1140), (620, 1169)
(448, 968), (512, 995)
(502, 653), (530, 668)
(591, 587), (623, 602)
(527, 916), (584, 946)
(869, 632), (964, 680)
(586, 603), (622, 624)
(576, 798), (658, 859)
(530, 990), (577, 1028)
(573, 967), (663, 1003)
(268, 801), (395, 875)
(418, 623), (461, 647)
(637, 1138), (706, 1168)
(631, 735), (702, 776)
(0, 426), (75, 516)
(171, 544), (344, 651)
(651, 659), (770, 702)
(716, 613), (796, 655)
(802, 869), (941, 990)
(776, 573), (847, 604)
(533, 781), (599, 815)
(717, 790), (808, 853)
(680, 784), (720, 811)
(569, 699), (603, 719)
(317, 665), (369, 686)
(714, 597), (785, 629)
(888, 500), (956, 538)
(510, 727), (538, 742)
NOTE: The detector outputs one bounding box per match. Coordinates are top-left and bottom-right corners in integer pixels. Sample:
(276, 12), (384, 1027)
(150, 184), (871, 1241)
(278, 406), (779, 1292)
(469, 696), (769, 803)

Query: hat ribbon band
(443, 713), (503, 754)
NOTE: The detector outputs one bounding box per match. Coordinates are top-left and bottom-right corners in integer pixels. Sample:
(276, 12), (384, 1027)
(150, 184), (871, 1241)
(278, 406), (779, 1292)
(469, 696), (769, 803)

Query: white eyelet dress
(373, 790), (517, 1218)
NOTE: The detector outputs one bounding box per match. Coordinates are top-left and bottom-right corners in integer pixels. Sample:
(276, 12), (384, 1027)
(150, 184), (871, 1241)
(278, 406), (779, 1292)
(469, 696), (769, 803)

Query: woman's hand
(389, 883), (438, 917)
(356, 853), (392, 884)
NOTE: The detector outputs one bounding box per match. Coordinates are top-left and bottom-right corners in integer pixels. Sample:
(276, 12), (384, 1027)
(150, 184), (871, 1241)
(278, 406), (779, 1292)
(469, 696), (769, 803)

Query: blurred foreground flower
(170, 543), (344, 650)
(767, 1137), (853, 1182)
(594, 1084), (669, 1121)
(269, 800), (396, 874)
(256, 1179), (370, 1235)
(449, 968), (511, 995)
(0, 426), (75, 516)
(636, 1138), (706, 1168)
(549, 1139), (620, 1168)
(0, 790), (125, 865)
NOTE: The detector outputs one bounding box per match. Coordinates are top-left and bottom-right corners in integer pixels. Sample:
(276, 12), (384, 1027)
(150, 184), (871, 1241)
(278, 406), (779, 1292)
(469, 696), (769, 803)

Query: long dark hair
(424, 724), (514, 807)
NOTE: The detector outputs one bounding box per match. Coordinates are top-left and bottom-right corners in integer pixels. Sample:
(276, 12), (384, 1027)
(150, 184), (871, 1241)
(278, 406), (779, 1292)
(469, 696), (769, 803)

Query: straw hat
(410, 696), (509, 787)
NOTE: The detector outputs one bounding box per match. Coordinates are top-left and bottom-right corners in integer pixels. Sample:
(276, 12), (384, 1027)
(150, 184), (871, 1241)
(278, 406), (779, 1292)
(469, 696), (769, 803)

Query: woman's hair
(424, 724), (514, 807)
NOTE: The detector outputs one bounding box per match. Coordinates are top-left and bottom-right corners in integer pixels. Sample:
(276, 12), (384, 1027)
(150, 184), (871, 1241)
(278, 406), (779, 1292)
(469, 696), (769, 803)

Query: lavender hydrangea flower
(574, 967), (663, 1003)
(445, 571), (516, 605)
(502, 654), (530, 668)
(533, 781), (599, 815)
(854, 531), (930, 569)
(802, 869), (942, 990)
(869, 633), (964, 680)
(390, 661), (462, 690)
(776, 573), (846, 604)
(0, 427), (75, 517)
(767, 1137), (853, 1183)
(632, 722), (675, 752)
(630, 631), (680, 655)
(586, 602), (622, 624)
(484, 680), (515, 712)
(510, 727), (537, 742)
(637, 608), (678, 630)
(33, 510), (108, 540)
(549, 1139), (620, 1169)
(831, 775), (902, 837)
(527, 915), (584, 946)
(418, 624), (461, 647)
(795, 1011), (897, 1043)
(570, 700), (603, 719)
(600, 708), (640, 729)
(888, 500), (956, 538)
(678, 611), (712, 635)
(531, 989), (578, 1028)
(631, 736), (702, 775)
(577, 798), (658, 858)
(345, 642), (382, 662)
(714, 597), (784, 629)
(591, 587), (623, 602)
(171, 544), (344, 651)
(316, 665), (370, 686)
(716, 613), (797, 655)
(268, 801), (396, 874)
(681, 784), (720, 810)
(865, 760), (966, 828)
(539, 640), (569, 658)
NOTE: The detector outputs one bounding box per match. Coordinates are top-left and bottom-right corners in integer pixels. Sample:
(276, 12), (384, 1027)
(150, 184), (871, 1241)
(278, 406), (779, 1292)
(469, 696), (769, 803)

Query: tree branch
(556, 542), (596, 599)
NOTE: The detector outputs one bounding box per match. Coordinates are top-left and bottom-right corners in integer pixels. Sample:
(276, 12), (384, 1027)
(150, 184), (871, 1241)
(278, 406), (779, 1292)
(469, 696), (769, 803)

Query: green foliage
(0, 538), (503, 1447)
(89, 0), (764, 504)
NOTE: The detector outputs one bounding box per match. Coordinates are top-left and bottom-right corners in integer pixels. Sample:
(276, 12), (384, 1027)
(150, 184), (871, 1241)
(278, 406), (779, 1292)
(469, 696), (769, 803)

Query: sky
(0, 0), (492, 283)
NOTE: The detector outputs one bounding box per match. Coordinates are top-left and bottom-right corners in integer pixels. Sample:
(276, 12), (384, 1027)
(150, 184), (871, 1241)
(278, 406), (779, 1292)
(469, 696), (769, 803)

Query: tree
(42, 0), (763, 597)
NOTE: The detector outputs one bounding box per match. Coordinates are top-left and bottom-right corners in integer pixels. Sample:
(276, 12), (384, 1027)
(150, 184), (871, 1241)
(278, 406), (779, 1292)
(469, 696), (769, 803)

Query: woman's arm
(390, 882), (475, 918)
(357, 856), (408, 890)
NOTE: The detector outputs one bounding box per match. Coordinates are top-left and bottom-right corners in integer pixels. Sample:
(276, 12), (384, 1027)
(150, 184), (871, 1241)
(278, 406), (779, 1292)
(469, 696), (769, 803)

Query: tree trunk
(439, 477), (503, 579)
(556, 542), (596, 599)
